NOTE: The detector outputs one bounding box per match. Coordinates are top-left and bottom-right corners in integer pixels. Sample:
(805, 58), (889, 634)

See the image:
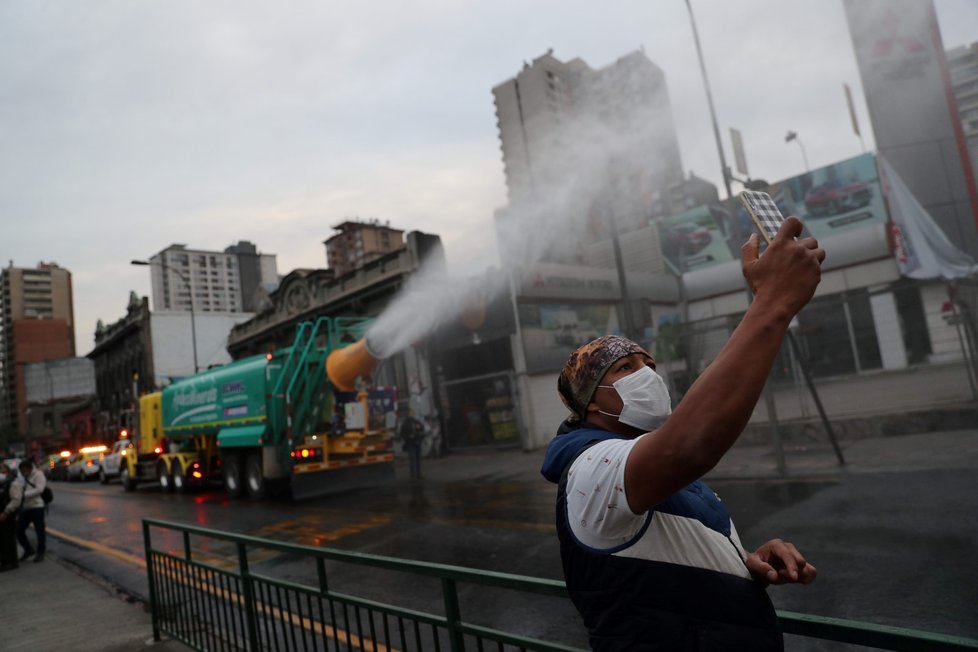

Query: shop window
(442, 373), (517, 448)
(789, 291), (882, 378)
(794, 296), (855, 376)
(894, 284), (932, 364)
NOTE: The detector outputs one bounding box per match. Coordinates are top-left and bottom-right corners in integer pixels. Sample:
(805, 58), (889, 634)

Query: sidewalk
(0, 552), (191, 652)
(1, 427), (974, 652)
(709, 426), (978, 479)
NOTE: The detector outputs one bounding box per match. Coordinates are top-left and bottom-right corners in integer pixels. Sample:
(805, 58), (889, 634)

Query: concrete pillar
(870, 292), (908, 370)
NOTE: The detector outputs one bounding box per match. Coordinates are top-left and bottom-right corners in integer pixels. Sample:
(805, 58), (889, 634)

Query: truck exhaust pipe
(325, 336), (385, 392)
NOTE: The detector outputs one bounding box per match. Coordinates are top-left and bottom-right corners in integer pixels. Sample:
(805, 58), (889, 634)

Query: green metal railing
(143, 519), (978, 652)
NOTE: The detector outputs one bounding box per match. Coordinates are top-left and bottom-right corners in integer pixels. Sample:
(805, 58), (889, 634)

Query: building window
(777, 290), (882, 379)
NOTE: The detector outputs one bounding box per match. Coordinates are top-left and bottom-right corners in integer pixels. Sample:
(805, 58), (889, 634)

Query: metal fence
(144, 518), (978, 652)
(949, 278), (978, 397)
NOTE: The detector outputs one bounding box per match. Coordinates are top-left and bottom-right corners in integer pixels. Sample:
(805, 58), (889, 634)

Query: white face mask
(0, 473), (7, 484)
(597, 365), (672, 432)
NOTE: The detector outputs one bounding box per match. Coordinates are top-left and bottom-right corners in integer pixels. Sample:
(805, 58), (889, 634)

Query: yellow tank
(325, 338), (382, 392)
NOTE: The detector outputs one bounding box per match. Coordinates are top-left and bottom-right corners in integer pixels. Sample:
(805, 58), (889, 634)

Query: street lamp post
(131, 259), (199, 373)
(785, 130), (811, 172)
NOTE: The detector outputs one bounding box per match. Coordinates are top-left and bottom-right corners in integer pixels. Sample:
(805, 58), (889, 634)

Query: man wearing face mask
(541, 217), (822, 651)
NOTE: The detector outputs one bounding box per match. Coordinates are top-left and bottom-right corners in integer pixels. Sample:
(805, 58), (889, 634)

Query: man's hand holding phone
(740, 190), (787, 244)
(741, 216), (825, 319)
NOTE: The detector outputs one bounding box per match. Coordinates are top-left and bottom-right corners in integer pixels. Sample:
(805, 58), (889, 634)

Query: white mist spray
(364, 257), (509, 359)
(364, 49), (687, 359)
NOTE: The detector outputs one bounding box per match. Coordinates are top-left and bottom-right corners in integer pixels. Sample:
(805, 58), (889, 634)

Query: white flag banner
(879, 155), (978, 280)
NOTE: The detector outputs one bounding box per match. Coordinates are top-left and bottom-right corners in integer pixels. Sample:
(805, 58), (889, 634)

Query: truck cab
(120, 392), (165, 491)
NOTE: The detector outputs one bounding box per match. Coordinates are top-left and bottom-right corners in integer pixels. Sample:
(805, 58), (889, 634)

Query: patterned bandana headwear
(557, 335), (652, 420)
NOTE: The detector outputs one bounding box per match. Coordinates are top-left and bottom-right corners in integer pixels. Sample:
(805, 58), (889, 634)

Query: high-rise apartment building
(0, 262), (76, 437)
(948, 42), (978, 189)
(147, 241), (278, 315)
(324, 220), (406, 277)
(492, 49), (684, 264)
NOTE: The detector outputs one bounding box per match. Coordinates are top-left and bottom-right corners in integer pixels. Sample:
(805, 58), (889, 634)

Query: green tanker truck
(142, 317), (396, 499)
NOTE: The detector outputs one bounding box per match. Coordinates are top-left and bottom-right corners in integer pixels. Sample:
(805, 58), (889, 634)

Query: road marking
(247, 514), (397, 547)
(47, 527), (146, 568)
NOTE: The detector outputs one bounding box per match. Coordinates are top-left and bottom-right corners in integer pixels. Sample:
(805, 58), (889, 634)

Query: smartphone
(739, 190), (786, 244)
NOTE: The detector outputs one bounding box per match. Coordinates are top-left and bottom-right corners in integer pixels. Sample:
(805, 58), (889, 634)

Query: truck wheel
(245, 453), (266, 501)
(222, 453), (244, 499)
(158, 461), (173, 493)
(173, 463), (188, 494)
(120, 465), (136, 492)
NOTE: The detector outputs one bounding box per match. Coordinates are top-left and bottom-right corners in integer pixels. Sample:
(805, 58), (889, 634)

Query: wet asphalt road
(43, 461), (978, 650)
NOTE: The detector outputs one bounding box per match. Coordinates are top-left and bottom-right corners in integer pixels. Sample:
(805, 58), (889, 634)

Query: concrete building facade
(146, 241), (278, 315)
(88, 294), (155, 440)
(0, 262), (75, 440)
(948, 42), (978, 190)
(22, 357), (96, 451)
(324, 220), (406, 278)
(492, 49), (686, 267)
(844, 0), (978, 257)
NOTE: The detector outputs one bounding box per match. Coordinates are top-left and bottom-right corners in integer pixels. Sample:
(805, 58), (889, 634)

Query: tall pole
(686, 0), (733, 200)
(686, 0), (790, 472)
(131, 260), (199, 373)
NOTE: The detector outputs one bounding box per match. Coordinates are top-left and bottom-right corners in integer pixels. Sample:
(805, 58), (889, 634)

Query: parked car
(49, 453), (73, 481)
(804, 178), (872, 217)
(99, 439), (132, 484)
(67, 446), (106, 482)
(43, 453), (62, 479)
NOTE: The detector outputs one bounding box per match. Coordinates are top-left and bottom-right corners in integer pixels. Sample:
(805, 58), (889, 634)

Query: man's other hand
(746, 538), (818, 586)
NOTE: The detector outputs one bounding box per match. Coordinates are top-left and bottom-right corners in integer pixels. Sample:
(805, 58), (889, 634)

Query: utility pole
(686, 0), (733, 200)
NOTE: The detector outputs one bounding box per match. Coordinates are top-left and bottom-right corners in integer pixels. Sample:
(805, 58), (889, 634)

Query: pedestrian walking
(0, 464), (19, 571)
(399, 409), (425, 480)
(13, 460), (47, 563)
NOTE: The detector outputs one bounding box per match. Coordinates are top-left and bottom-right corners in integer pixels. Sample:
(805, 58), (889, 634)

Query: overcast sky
(2, 0), (976, 356)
